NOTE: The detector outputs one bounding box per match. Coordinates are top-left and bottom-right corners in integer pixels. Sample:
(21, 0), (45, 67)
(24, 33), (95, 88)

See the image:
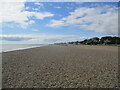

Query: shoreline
(1, 45), (48, 53)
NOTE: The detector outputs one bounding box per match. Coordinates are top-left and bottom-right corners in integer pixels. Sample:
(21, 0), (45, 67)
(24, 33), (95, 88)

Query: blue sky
(1, 2), (118, 44)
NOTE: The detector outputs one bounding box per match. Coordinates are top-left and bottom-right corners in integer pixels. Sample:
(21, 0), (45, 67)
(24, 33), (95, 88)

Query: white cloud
(34, 2), (44, 8)
(34, 12), (54, 19)
(32, 8), (39, 11)
(25, 6), (30, 9)
(32, 29), (39, 31)
(0, 34), (87, 44)
(46, 20), (65, 27)
(34, 2), (43, 6)
(54, 6), (61, 9)
(1, 2), (54, 28)
(47, 6), (118, 35)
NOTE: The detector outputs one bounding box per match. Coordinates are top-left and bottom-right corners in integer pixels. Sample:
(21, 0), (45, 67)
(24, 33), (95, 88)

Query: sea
(1, 44), (47, 52)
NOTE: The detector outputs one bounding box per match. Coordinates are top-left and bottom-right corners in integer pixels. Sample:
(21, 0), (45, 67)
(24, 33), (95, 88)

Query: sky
(0, 1), (119, 44)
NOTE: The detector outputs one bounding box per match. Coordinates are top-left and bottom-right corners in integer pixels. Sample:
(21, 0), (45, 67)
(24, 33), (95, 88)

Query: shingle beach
(2, 45), (118, 88)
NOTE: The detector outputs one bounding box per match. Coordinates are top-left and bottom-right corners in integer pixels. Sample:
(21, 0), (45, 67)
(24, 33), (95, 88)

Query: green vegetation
(56, 36), (120, 45)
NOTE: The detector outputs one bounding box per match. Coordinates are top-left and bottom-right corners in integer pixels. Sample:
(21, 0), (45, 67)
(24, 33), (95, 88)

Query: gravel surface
(2, 45), (118, 88)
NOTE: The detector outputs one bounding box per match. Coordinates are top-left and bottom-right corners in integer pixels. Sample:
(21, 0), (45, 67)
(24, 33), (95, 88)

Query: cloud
(34, 2), (43, 6)
(25, 6), (30, 9)
(54, 6), (61, 9)
(44, 38), (62, 42)
(0, 34), (87, 43)
(1, 2), (54, 28)
(34, 2), (44, 8)
(32, 8), (39, 11)
(0, 35), (33, 41)
(32, 29), (39, 31)
(47, 5), (118, 35)
(46, 20), (65, 27)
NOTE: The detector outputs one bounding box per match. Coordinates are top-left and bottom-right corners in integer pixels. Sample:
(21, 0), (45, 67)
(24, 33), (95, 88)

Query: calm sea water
(1, 44), (47, 52)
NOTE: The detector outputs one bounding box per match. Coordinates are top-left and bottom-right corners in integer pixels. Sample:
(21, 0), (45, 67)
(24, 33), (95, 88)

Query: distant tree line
(79, 36), (120, 45)
(55, 36), (120, 45)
